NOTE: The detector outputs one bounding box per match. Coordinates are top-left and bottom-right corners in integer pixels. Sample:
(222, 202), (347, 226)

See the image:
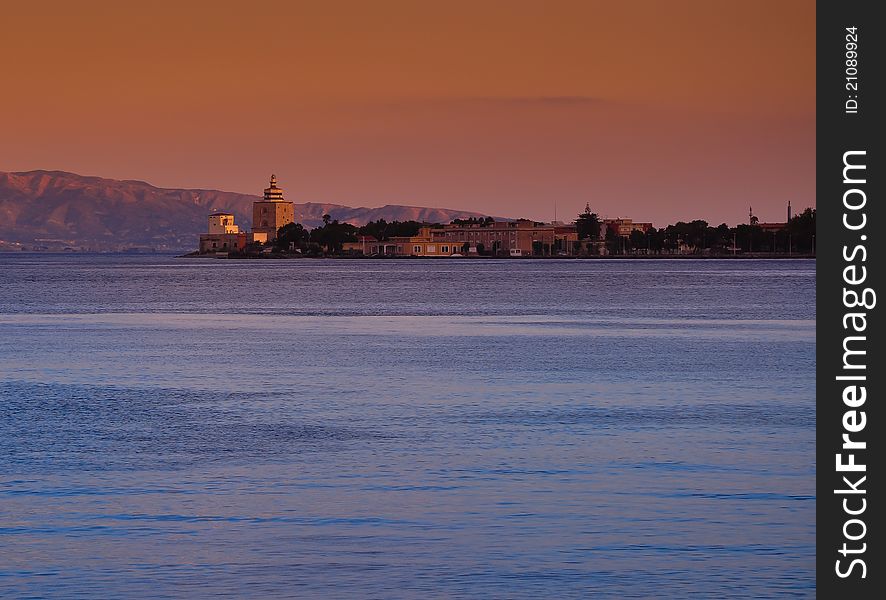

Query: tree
(645, 228), (664, 254)
(451, 217), (493, 226)
(310, 219), (358, 254)
(787, 207), (816, 253)
(461, 242), (470, 253)
(358, 218), (389, 240)
(734, 224), (764, 253)
(275, 222), (310, 251)
(575, 203), (601, 240)
(358, 219), (428, 240)
(710, 223), (731, 253)
(629, 229), (646, 253)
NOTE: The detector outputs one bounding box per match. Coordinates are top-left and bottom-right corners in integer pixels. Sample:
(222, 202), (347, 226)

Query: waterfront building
(342, 235), (382, 255)
(348, 221), (580, 257)
(207, 212), (239, 234)
(758, 222), (788, 233)
(389, 227), (459, 256)
(602, 218), (653, 237)
(198, 175), (295, 252)
(199, 212), (248, 253)
(252, 174), (295, 241)
(434, 220), (579, 256)
(196, 183), (651, 256)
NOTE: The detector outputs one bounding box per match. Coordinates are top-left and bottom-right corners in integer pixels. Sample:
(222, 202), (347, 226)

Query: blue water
(0, 255), (815, 598)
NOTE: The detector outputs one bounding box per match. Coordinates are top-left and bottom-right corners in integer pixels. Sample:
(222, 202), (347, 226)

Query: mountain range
(0, 170), (494, 251)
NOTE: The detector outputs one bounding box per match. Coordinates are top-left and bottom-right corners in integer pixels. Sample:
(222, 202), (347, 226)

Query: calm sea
(0, 255), (815, 598)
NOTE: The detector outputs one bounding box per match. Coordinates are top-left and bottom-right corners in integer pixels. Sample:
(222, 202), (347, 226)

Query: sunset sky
(1, 0), (815, 225)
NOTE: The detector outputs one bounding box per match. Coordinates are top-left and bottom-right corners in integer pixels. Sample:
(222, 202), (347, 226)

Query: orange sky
(1, 0), (815, 225)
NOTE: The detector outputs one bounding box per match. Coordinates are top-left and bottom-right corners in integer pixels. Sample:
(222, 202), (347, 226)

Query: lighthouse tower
(252, 174), (295, 241)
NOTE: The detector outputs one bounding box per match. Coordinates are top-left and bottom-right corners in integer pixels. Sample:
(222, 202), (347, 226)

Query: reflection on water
(0, 256), (815, 598)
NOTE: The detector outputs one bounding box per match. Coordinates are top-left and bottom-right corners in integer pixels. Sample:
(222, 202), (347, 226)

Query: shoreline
(179, 252), (816, 260)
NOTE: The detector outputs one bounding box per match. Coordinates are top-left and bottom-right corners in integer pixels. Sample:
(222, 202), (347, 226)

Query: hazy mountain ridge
(0, 170), (491, 251)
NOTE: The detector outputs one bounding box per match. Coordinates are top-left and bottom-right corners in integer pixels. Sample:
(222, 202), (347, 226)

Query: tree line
(268, 216), (431, 255)
(574, 204), (816, 255)
(246, 206), (815, 256)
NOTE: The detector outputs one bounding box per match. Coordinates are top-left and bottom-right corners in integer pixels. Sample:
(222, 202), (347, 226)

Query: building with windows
(389, 227), (456, 256)
(602, 218), (654, 237)
(208, 212), (239, 234)
(758, 222), (788, 233)
(431, 220), (578, 256)
(196, 184), (650, 257)
(251, 174), (295, 241)
(199, 212), (248, 253)
(342, 235), (382, 255)
(345, 221), (580, 257)
(199, 175), (294, 252)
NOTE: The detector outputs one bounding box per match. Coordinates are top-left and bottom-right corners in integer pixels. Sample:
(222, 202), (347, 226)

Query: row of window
(445, 231), (516, 238)
(413, 244), (457, 254)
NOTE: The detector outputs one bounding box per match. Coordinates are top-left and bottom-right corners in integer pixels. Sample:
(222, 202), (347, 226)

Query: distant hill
(0, 170), (495, 251)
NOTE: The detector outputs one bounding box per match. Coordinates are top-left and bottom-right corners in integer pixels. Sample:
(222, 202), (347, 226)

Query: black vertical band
(817, 0), (883, 595)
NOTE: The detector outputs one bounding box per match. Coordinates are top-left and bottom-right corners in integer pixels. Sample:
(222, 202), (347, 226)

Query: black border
(817, 0), (883, 595)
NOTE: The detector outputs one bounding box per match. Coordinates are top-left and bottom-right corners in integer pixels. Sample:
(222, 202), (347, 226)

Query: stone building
(207, 213), (239, 234)
(342, 235), (382, 255)
(602, 218), (653, 237)
(251, 174), (295, 241)
(199, 212), (247, 253)
(428, 220), (579, 256)
(199, 174), (295, 252)
(346, 221), (580, 257)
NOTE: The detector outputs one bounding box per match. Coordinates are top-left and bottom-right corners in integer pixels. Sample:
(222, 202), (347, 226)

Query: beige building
(207, 212), (239, 234)
(429, 220), (579, 256)
(199, 232), (247, 253)
(196, 176), (295, 252)
(200, 212), (248, 253)
(198, 211), (260, 253)
(389, 227), (458, 256)
(602, 218), (653, 237)
(348, 221), (580, 257)
(342, 235), (382, 255)
(252, 174), (294, 241)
